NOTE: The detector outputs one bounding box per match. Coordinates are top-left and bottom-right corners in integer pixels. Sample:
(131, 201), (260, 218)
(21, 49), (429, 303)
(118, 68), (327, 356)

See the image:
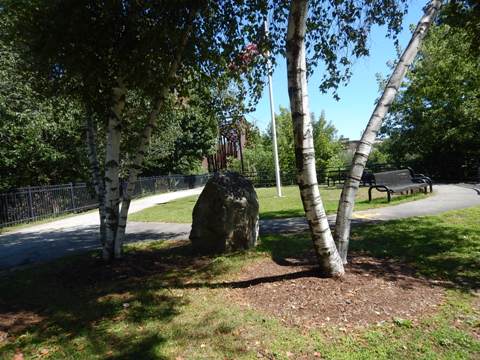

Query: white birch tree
(286, 0), (345, 276)
(5, 0), (272, 261)
(334, 0), (442, 264)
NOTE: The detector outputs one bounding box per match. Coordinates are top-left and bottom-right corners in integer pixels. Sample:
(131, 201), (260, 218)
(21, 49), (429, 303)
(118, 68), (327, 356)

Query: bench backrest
(374, 169), (413, 186)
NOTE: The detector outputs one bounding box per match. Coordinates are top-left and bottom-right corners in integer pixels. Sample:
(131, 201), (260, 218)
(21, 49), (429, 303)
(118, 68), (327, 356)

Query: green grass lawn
(130, 185), (429, 223)
(1, 207), (479, 359)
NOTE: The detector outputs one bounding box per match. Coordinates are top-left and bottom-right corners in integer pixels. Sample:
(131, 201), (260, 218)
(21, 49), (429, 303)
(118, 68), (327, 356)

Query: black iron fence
(242, 163), (400, 188)
(242, 171), (297, 188)
(0, 174), (210, 228)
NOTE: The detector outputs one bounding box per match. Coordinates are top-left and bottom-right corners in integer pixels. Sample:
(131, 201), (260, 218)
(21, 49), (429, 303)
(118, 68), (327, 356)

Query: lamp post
(265, 20), (282, 197)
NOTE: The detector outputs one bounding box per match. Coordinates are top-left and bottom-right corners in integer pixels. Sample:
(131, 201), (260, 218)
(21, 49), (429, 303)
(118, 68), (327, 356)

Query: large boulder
(189, 172), (259, 253)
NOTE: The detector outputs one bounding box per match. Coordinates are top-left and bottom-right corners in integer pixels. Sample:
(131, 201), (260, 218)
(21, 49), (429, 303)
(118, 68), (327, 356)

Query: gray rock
(189, 172), (259, 253)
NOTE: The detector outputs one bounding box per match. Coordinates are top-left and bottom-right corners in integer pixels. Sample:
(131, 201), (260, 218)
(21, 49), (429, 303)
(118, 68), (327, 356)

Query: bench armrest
(412, 175), (433, 191)
(412, 175), (432, 184)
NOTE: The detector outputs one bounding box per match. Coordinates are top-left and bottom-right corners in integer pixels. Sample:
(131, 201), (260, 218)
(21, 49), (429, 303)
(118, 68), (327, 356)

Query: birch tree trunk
(103, 82), (126, 261)
(114, 96), (164, 258)
(85, 113), (106, 246)
(286, 0), (344, 277)
(334, 0), (441, 264)
(114, 19), (195, 258)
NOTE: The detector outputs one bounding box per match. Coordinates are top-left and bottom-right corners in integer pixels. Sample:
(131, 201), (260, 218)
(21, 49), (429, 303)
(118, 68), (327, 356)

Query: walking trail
(0, 184), (478, 271)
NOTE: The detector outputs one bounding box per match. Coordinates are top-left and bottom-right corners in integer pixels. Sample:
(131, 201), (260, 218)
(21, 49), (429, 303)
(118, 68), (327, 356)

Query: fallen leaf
(0, 331), (7, 342)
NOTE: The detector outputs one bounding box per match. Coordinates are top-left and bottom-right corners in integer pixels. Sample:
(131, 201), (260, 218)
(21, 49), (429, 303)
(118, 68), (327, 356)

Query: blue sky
(247, 1), (425, 140)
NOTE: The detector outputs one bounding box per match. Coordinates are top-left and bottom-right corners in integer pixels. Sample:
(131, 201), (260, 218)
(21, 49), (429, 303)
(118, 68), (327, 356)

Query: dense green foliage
(1, 1), (266, 194)
(381, 23), (480, 180)
(143, 98), (218, 175)
(0, 40), (218, 190)
(0, 37), (90, 191)
(441, 0), (480, 56)
(229, 108), (343, 177)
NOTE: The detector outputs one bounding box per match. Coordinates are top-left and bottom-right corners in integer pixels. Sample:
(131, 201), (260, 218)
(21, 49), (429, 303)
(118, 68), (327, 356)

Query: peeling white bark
(286, 0), (344, 277)
(103, 82), (126, 261)
(114, 98), (162, 258)
(114, 18), (196, 258)
(334, 0), (442, 264)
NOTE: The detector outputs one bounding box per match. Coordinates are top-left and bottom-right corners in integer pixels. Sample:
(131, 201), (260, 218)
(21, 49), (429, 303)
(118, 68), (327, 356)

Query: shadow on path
(0, 225), (188, 271)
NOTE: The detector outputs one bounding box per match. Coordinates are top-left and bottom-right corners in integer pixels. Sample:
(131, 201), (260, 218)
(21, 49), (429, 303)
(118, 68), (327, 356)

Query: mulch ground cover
(226, 253), (447, 330)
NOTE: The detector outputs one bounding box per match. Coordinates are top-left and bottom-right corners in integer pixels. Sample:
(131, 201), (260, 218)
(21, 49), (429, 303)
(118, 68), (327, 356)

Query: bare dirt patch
(226, 254), (446, 330)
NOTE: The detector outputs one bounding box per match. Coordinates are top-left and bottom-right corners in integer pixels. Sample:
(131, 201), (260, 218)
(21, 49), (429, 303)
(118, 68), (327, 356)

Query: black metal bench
(369, 169), (432, 202)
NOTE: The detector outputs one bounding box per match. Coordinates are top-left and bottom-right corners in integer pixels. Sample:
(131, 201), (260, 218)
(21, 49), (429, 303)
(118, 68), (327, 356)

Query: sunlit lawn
(0, 207), (479, 359)
(130, 185), (429, 223)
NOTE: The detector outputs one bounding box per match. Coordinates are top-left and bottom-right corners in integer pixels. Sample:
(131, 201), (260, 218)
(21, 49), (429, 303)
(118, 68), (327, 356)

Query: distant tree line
(228, 107), (344, 179)
(378, 10), (480, 181)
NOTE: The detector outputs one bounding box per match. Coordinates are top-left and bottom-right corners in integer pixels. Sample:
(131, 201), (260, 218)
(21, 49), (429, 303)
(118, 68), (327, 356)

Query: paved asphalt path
(0, 188), (203, 271)
(1, 184), (479, 271)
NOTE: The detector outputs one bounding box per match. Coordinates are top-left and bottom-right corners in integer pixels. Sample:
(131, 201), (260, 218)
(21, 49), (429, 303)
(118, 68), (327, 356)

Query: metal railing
(241, 163), (400, 188)
(242, 171), (297, 188)
(0, 174), (211, 228)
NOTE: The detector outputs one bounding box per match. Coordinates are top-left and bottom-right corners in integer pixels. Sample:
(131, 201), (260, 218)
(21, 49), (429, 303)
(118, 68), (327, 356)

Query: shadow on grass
(355, 191), (428, 207)
(182, 208), (480, 290)
(259, 209), (304, 220)
(350, 215), (480, 289)
(0, 241), (245, 358)
(1, 207), (478, 357)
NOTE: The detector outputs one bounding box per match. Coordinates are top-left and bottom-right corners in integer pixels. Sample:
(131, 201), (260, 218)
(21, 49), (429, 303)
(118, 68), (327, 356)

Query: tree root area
(226, 254), (446, 330)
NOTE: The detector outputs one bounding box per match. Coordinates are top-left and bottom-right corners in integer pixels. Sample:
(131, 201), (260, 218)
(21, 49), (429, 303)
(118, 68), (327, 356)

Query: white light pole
(265, 20), (282, 197)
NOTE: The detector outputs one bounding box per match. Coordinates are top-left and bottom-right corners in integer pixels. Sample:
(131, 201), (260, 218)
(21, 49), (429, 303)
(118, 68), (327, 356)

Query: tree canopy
(0, 33), (89, 191)
(381, 22), (480, 180)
